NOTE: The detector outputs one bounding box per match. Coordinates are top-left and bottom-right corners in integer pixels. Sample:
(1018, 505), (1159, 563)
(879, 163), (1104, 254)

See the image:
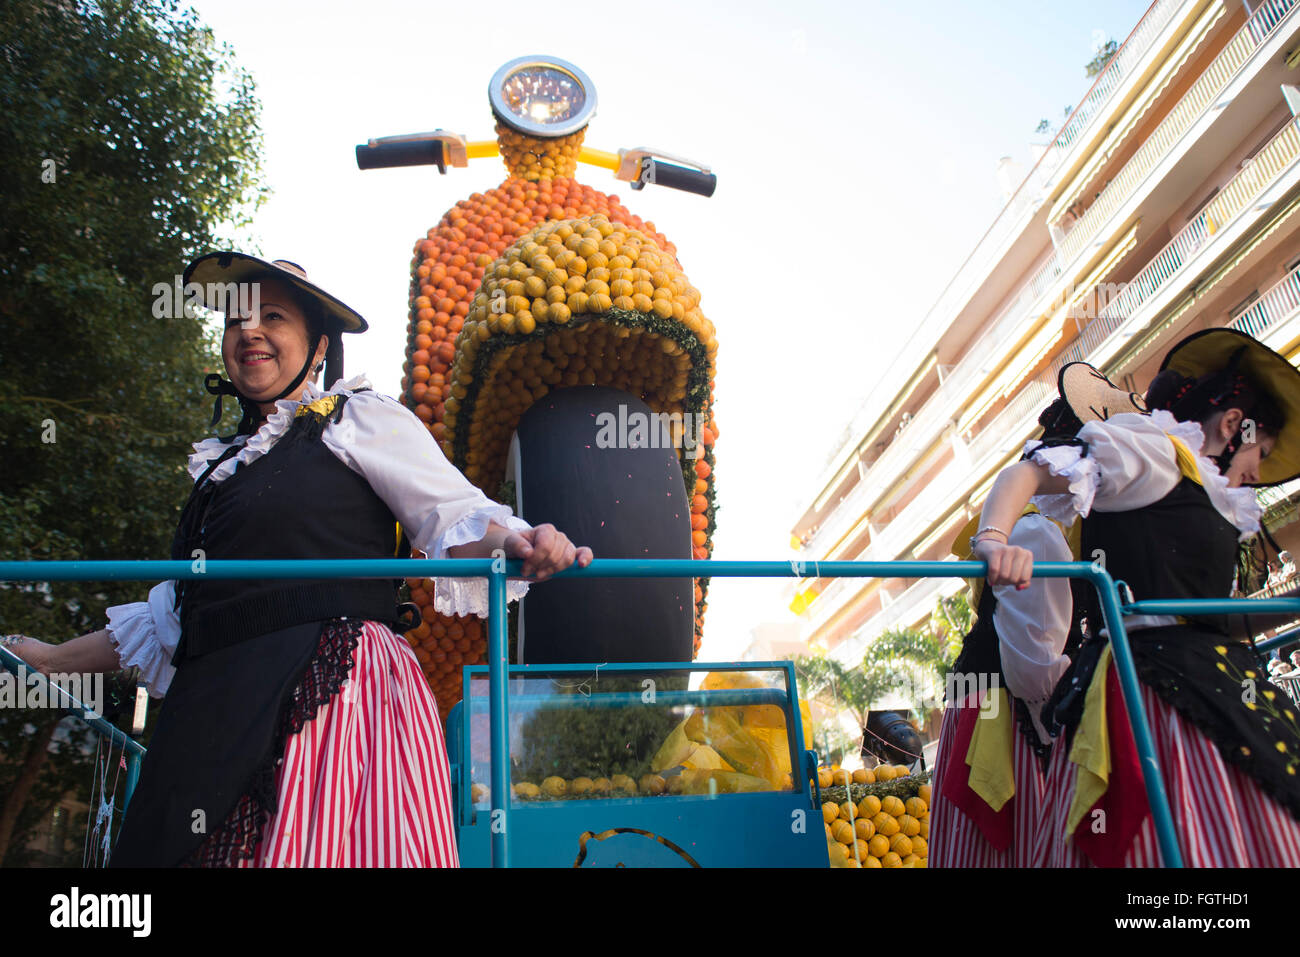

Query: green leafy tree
(0, 0), (266, 865)
(795, 592), (972, 752)
(1086, 39), (1119, 79)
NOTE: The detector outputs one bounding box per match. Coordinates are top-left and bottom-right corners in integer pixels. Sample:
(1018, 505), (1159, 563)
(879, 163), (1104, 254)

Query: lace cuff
(105, 581), (181, 697)
(433, 576), (531, 618)
(429, 505), (532, 618)
(1027, 443), (1099, 524)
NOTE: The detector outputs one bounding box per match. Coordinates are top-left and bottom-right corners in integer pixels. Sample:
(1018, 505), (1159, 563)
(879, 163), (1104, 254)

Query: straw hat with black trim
(1158, 327), (1300, 487)
(183, 253), (369, 435)
(1057, 361), (1148, 425)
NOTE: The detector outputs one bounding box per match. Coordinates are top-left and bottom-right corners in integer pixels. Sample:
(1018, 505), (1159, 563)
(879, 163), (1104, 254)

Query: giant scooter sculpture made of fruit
(359, 59), (834, 867)
(359, 56), (720, 718)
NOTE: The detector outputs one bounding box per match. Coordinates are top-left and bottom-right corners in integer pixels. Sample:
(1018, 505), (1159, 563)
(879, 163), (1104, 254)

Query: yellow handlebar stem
(464, 140), (621, 172)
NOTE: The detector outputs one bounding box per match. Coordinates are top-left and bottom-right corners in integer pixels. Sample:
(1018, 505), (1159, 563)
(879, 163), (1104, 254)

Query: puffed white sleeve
(323, 390), (533, 617)
(1025, 412), (1183, 523)
(105, 580), (181, 697)
(991, 515), (1073, 726)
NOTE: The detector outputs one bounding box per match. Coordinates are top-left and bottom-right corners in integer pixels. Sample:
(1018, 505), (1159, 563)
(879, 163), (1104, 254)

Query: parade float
(357, 56), (849, 867)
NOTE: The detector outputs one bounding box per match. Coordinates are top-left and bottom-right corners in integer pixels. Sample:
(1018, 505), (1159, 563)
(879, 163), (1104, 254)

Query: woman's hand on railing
(2, 634), (53, 675)
(502, 523), (593, 582)
(973, 539), (1034, 590)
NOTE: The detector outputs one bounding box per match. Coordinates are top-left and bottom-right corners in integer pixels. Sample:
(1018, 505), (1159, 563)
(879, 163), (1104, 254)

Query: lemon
(890, 834), (913, 857)
(863, 854), (882, 868)
(858, 795), (882, 818)
(832, 768), (852, 786)
(513, 781), (540, 799)
(912, 836), (928, 858)
(867, 834), (890, 858)
(570, 777), (594, 796)
(881, 795), (905, 818)
(899, 813), (921, 837)
(843, 857), (862, 868)
(873, 813), (899, 837)
(639, 773), (666, 796)
(541, 776), (568, 797)
(873, 765), (895, 782)
(827, 841), (849, 865)
(905, 796), (928, 818)
(592, 777), (612, 794)
(919, 817), (930, 839)
(892, 765), (911, 779)
(818, 768), (833, 789)
(882, 851), (903, 868)
(853, 768), (875, 785)
(917, 783), (932, 804)
(902, 853), (921, 868)
(831, 820), (855, 845)
(822, 801), (840, 825)
(854, 818), (876, 841)
(839, 801), (858, 821)
(610, 774), (637, 793)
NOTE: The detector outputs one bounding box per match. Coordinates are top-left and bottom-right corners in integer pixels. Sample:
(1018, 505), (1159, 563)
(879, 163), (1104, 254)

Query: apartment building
(790, 0), (1300, 667)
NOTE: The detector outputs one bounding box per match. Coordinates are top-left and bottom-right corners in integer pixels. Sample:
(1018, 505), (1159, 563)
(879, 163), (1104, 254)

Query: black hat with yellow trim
(1158, 327), (1300, 487)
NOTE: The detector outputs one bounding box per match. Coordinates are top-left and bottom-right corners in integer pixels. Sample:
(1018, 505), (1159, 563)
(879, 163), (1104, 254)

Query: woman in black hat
(5, 254), (591, 867)
(973, 329), (1300, 867)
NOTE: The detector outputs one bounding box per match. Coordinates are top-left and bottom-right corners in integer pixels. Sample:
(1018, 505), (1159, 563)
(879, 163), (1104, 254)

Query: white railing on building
(1054, 0), (1298, 269)
(808, 0), (1185, 485)
(805, 133), (1300, 632)
(1232, 260), (1300, 339)
(805, 3), (1297, 555)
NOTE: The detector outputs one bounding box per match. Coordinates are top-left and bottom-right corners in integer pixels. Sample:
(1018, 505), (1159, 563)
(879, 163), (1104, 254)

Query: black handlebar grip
(632, 159), (717, 197)
(355, 139), (446, 173)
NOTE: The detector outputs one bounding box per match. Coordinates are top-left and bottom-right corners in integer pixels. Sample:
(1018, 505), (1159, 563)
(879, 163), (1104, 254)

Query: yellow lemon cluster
(496, 121), (586, 180)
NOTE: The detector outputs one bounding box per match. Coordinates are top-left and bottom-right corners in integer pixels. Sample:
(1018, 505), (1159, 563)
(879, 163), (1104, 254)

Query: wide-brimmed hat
(183, 252), (368, 333)
(1159, 328), (1300, 486)
(1058, 362), (1148, 425)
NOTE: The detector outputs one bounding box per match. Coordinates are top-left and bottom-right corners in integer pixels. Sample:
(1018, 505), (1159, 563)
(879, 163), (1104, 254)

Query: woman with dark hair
(2, 254), (591, 867)
(930, 376), (1141, 867)
(975, 328), (1300, 867)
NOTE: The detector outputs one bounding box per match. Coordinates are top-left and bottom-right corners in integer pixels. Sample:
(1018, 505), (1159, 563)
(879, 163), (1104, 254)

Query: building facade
(790, 0), (1300, 668)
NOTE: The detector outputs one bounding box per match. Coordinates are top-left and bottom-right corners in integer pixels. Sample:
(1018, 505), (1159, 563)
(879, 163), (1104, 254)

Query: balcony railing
(1100, 116), (1300, 324)
(1055, 0), (1298, 269)
(1047, 0), (1186, 160)
(809, 0), (1185, 490)
(1232, 259), (1300, 339)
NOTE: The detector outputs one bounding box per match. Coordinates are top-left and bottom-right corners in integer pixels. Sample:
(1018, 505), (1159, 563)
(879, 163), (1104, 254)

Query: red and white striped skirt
(929, 703), (1048, 868)
(1040, 682), (1300, 867)
(236, 620), (459, 867)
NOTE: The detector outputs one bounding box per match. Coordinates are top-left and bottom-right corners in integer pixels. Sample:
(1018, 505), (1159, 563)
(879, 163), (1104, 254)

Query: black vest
(170, 426), (401, 661)
(1080, 476), (1238, 636)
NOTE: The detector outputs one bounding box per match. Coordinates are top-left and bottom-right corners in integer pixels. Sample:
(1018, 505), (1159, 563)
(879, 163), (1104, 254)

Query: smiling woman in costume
(5, 253), (591, 867)
(974, 328), (1300, 867)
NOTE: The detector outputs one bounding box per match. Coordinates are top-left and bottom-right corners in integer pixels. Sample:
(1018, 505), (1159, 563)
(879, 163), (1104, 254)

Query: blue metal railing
(2, 557), (1297, 869)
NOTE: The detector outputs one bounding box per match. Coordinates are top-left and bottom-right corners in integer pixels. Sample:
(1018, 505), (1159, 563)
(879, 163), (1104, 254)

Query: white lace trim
(1024, 410), (1260, 538)
(428, 505), (533, 617)
(1024, 441), (1099, 525)
(186, 374), (373, 483)
(433, 577), (531, 619)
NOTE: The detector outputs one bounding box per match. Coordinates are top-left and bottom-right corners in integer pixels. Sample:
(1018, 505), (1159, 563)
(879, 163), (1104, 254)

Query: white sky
(190, 0), (1151, 660)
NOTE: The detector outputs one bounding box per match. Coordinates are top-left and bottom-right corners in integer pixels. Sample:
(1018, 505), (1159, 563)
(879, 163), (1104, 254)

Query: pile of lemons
(819, 766), (930, 869)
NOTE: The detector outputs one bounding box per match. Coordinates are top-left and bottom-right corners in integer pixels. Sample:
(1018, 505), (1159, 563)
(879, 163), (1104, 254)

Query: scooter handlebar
(634, 158), (717, 197)
(356, 139), (446, 172)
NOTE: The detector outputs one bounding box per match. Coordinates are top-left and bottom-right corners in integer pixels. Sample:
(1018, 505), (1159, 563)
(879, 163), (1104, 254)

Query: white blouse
(1023, 408), (1260, 635)
(108, 374), (532, 696)
(1025, 409), (1260, 537)
(991, 512), (1073, 721)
